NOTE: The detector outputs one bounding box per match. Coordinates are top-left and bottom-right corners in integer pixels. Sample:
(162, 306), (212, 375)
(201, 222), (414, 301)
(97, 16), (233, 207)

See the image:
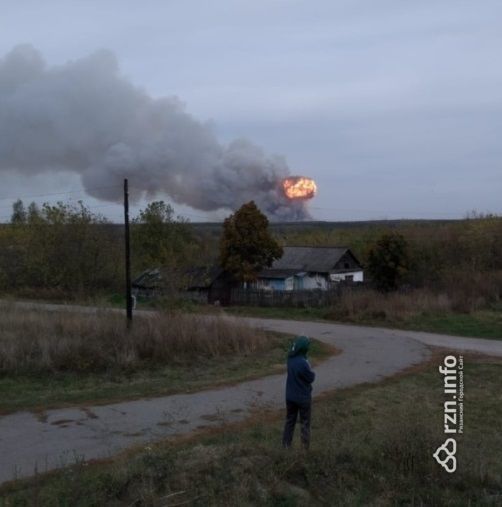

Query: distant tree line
(0, 199), (205, 299)
(1, 197), (501, 303)
(284, 215), (502, 299)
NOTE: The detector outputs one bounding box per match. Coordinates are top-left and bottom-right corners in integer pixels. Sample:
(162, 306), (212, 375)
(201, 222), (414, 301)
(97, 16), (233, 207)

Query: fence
(134, 283), (370, 308)
(133, 287), (209, 304)
(227, 284), (367, 308)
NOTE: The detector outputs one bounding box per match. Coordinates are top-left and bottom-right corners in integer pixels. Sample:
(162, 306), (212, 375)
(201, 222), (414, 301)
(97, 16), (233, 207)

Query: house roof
(133, 268), (161, 289)
(185, 266), (224, 288)
(132, 266), (223, 290)
(258, 269), (300, 279)
(270, 246), (353, 273)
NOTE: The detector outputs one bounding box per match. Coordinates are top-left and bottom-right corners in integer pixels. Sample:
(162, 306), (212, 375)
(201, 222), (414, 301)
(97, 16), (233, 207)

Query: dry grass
(439, 269), (502, 312)
(3, 357), (501, 505)
(328, 288), (452, 321)
(0, 306), (268, 374)
(328, 271), (502, 322)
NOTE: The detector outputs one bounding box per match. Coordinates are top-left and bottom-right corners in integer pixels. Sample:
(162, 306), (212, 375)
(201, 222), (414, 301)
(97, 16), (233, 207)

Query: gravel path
(1, 307), (500, 485)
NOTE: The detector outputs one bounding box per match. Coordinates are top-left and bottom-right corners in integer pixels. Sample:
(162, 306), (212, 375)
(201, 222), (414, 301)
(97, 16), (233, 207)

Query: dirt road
(1, 307), (501, 485)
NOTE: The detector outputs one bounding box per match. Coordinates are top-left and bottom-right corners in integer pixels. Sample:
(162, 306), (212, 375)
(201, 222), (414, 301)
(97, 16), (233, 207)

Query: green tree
(367, 232), (410, 291)
(27, 202), (41, 224)
(10, 199), (27, 224)
(220, 201), (283, 283)
(132, 201), (195, 271)
(20, 201), (121, 293)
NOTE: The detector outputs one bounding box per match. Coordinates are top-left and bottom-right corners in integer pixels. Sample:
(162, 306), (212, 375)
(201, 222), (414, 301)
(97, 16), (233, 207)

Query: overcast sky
(1, 0), (501, 222)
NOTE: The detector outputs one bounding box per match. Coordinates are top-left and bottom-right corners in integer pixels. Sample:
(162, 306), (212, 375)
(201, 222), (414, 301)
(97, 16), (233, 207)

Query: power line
(0, 184), (123, 201)
(0, 202), (125, 213)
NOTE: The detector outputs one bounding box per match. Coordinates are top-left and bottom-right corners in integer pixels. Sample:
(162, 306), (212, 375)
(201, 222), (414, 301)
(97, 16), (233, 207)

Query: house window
(344, 262), (350, 269)
(345, 274), (354, 281)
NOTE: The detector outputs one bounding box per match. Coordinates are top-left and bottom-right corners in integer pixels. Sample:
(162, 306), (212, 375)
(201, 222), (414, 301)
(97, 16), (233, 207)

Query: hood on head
(288, 335), (311, 357)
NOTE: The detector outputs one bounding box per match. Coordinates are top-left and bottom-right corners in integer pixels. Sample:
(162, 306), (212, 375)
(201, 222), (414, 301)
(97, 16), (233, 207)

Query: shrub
(367, 232), (410, 292)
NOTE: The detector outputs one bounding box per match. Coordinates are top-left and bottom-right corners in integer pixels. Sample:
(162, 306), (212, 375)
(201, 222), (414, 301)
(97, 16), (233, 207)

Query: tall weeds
(0, 307), (267, 375)
(327, 271), (502, 321)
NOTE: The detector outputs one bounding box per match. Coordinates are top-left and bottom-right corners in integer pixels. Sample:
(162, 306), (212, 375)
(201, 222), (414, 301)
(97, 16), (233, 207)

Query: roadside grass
(4, 291), (502, 339)
(195, 285), (502, 339)
(402, 310), (502, 339)
(2, 356), (501, 506)
(326, 309), (502, 340)
(218, 305), (502, 339)
(0, 306), (332, 413)
(218, 305), (328, 322)
(0, 306), (271, 374)
(0, 334), (330, 414)
(325, 287), (502, 339)
(217, 303), (501, 339)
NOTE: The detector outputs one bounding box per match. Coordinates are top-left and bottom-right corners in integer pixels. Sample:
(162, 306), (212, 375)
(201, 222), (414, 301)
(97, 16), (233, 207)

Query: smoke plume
(0, 45), (310, 220)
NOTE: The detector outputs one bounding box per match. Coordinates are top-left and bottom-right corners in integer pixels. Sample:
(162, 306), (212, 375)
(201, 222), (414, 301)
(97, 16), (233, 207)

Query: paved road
(1, 304), (501, 485)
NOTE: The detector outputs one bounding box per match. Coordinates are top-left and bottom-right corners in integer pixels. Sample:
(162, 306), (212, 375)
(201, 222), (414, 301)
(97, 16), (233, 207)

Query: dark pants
(282, 399), (311, 449)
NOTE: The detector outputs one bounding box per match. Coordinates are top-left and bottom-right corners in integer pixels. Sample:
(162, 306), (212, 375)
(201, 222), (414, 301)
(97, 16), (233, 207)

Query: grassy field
(2, 355), (500, 505)
(401, 310), (502, 338)
(0, 306), (332, 414)
(220, 306), (502, 339)
(0, 335), (330, 414)
(4, 290), (502, 339)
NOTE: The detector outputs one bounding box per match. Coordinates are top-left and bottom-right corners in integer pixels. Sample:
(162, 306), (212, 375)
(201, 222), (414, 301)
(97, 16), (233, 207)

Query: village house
(252, 246), (363, 291)
(132, 265), (232, 303)
(132, 246), (363, 304)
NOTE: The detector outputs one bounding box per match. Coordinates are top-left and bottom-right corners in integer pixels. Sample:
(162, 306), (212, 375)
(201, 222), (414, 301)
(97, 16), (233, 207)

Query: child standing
(282, 336), (316, 449)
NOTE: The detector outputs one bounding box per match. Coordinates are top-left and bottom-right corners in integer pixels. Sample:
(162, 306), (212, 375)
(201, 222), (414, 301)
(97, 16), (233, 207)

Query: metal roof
(258, 269), (300, 279)
(270, 246), (351, 273)
(132, 268), (161, 289)
(132, 266), (223, 289)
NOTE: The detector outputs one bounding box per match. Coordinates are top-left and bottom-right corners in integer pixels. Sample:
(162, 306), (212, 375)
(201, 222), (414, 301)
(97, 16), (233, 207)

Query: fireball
(282, 176), (317, 200)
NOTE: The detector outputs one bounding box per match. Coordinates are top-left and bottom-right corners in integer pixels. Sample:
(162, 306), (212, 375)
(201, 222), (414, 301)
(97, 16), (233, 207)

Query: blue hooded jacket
(285, 336), (316, 404)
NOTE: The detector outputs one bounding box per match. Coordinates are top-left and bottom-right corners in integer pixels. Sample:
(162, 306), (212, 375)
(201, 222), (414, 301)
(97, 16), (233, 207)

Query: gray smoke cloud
(0, 45), (310, 220)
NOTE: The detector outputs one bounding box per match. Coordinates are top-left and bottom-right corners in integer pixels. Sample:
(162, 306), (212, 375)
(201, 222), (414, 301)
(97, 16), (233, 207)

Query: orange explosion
(282, 176), (317, 200)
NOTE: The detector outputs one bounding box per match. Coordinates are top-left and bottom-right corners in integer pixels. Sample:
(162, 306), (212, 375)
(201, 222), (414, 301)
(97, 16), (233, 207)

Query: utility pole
(124, 178), (133, 325)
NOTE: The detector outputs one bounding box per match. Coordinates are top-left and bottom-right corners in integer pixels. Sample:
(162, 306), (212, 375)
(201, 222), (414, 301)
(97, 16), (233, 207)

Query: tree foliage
(27, 202), (41, 223)
(1, 196), (501, 303)
(367, 232), (410, 291)
(132, 201), (196, 272)
(10, 199), (27, 224)
(0, 198), (201, 297)
(220, 201), (283, 282)
(1, 200), (122, 295)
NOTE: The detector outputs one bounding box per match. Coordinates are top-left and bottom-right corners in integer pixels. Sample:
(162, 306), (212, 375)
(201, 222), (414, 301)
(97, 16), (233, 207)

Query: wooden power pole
(124, 178), (133, 325)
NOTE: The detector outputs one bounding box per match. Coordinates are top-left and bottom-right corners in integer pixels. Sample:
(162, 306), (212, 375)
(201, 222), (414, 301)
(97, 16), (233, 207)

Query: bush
(367, 232), (410, 292)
